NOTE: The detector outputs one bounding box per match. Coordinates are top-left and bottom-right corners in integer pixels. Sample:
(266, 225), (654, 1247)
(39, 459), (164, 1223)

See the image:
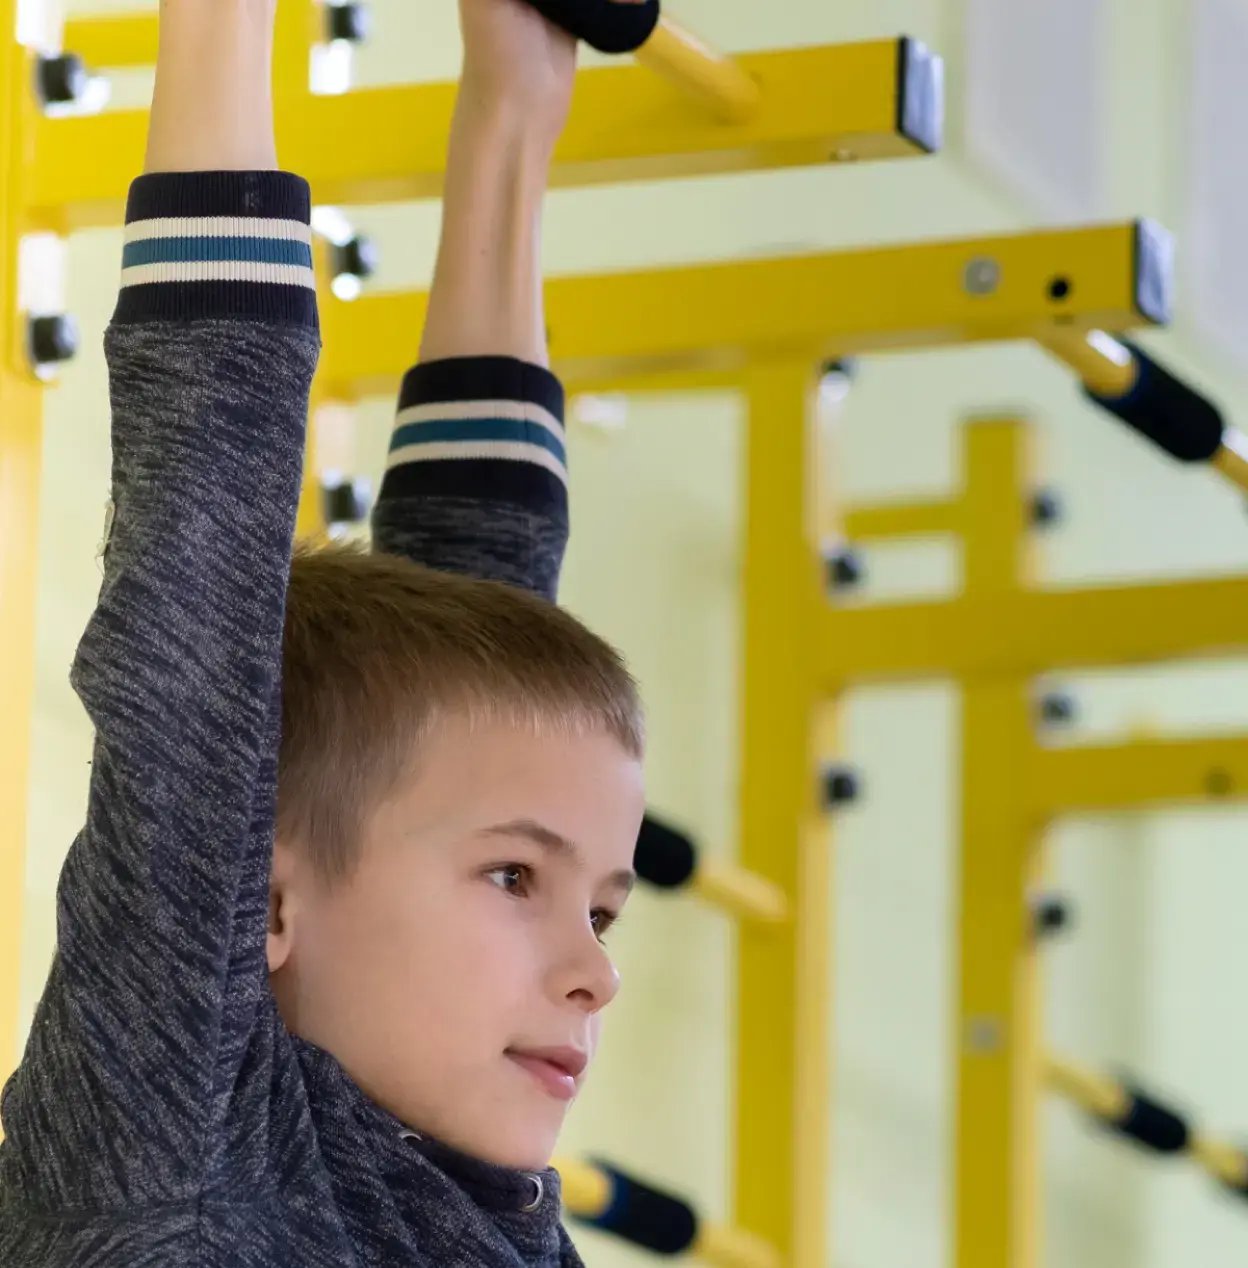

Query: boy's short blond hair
(277, 542), (645, 890)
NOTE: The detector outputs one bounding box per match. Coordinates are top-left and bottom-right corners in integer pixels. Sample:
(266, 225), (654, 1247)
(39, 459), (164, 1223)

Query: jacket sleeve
(369, 355), (569, 601)
(0, 171), (320, 1210)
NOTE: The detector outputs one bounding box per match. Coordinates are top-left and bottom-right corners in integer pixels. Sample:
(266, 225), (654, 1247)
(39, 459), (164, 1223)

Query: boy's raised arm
(371, 0), (590, 602)
(0, 0), (319, 1225)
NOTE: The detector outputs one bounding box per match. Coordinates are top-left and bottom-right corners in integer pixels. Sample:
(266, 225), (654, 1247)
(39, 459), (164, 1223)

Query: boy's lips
(506, 1047), (588, 1101)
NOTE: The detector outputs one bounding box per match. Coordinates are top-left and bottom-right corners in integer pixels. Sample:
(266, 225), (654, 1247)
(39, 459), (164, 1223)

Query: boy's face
(268, 713), (645, 1171)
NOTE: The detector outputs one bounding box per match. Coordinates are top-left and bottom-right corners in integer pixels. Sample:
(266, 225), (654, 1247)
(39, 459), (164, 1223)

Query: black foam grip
(1116, 1089), (1190, 1154)
(522, 0), (660, 53)
(584, 1160), (698, 1254)
(634, 815), (697, 889)
(1085, 340), (1225, 463)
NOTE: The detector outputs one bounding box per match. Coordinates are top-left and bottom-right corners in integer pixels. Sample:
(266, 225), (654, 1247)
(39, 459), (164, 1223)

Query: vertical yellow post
(0, 20), (46, 1084)
(737, 360), (832, 1265)
(953, 420), (1043, 1268)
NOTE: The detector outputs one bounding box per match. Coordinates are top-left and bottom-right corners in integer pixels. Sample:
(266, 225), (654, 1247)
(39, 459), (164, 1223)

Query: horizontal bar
(694, 858), (790, 925)
(321, 221), (1166, 397)
(842, 498), (962, 540)
(34, 39), (933, 229)
(61, 13), (159, 69)
(1047, 1055), (1248, 1190)
(1027, 735), (1248, 819)
(635, 18), (764, 123)
(819, 575), (1248, 683)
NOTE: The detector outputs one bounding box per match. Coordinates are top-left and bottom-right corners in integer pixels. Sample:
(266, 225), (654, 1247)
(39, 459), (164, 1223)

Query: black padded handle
(634, 815), (697, 889)
(582, 1159), (699, 1253)
(1085, 340), (1225, 463)
(522, 0), (660, 53)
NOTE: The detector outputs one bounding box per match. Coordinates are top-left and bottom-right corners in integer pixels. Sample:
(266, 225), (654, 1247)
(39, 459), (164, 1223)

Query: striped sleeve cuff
(112, 171), (318, 330)
(378, 356), (567, 515)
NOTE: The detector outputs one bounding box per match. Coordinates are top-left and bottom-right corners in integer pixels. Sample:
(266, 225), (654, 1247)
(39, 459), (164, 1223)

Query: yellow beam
(62, 12), (159, 69)
(819, 574), (1248, 683)
(843, 497), (962, 540)
(633, 18), (764, 124)
(953, 421), (1042, 1268)
(737, 363), (830, 1265)
(321, 221), (1165, 398)
(1, 38), (45, 1098)
(1027, 735), (1248, 819)
(34, 39), (936, 229)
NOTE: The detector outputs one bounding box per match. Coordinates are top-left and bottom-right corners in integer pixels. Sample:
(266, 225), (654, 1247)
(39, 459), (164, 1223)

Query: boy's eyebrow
(481, 818), (637, 895)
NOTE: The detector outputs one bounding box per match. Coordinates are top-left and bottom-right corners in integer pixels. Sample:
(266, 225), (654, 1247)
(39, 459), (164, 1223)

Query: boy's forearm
(145, 0), (279, 174)
(420, 94), (556, 367)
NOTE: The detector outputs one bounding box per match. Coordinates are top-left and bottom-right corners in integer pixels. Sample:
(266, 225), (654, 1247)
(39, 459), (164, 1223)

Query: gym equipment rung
(555, 1157), (781, 1266)
(1047, 1055), (1248, 1195)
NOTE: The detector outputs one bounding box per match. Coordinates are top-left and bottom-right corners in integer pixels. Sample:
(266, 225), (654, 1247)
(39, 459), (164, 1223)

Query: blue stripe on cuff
(122, 237), (314, 269)
(389, 417), (567, 464)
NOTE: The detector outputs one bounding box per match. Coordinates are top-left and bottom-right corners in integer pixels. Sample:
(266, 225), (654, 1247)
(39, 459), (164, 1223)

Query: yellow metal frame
(839, 420), (1248, 1267)
(34, 32), (935, 230)
(319, 221), (1165, 398)
(1, 11), (47, 1090)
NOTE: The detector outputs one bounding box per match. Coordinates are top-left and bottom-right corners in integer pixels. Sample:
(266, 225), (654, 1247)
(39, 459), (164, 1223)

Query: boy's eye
(591, 909), (621, 941)
(487, 864), (531, 895)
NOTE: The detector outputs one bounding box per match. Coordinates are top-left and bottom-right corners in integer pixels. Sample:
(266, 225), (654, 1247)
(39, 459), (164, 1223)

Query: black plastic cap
(334, 235), (379, 281)
(825, 549), (864, 592)
(583, 1159), (698, 1254)
(29, 314), (80, 366)
(822, 766), (861, 808)
(897, 38), (945, 155)
(326, 2), (371, 43)
(1117, 1089), (1190, 1154)
(821, 358), (857, 382)
(1085, 340), (1224, 463)
(1031, 488), (1063, 527)
(522, 0), (660, 53)
(322, 478), (371, 525)
(1133, 219), (1174, 327)
(37, 54), (88, 106)
(634, 815), (697, 889)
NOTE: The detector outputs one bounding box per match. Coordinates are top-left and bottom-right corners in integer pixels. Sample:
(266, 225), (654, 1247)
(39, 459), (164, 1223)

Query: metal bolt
(965, 1017), (1004, 1053)
(821, 765), (861, 809)
(964, 256), (1001, 296)
(825, 548), (864, 593)
(1039, 692), (1076, 726)
(1031, 488), (1063, 527)
(1032, 895), (1073, 938)
(333, 235), (379, 282)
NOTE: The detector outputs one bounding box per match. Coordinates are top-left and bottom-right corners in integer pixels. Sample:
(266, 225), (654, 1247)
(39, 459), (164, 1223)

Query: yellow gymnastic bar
(634, 18), (762, 123)
(1045, 1055), (1248, 1192)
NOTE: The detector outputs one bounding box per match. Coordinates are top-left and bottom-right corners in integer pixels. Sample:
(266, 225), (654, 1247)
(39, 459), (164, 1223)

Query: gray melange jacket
(0, 171), (582, 1267)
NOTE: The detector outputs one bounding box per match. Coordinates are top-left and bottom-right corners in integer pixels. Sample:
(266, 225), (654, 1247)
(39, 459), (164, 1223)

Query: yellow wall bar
(635, 18), (762, 123)
(61, 12), (159, 69)
(737, 362), (830, 1264)
(321, 222), (1161, 398)
(0, 24), (45, 1095)
(1026, 735), (1248, 819)
(34, 39), (933, 229)
(842, 498), (962, 540)
(1038, 327), (1138, 398)
(818, 574), (1248, 684)
(953, 421), (1042, 1268)
(1044, 1055), (1131, 1121)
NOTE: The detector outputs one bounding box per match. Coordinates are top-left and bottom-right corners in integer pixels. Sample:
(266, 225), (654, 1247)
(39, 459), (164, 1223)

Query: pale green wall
(21, 2), (1248, 1265)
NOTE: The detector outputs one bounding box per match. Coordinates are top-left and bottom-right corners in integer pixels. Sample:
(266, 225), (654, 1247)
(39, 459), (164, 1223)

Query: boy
(0, 0), (648, 1264)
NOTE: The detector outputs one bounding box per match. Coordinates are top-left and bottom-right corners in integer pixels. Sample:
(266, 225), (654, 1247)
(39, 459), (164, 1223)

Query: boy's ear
(267, 839), (299, 973)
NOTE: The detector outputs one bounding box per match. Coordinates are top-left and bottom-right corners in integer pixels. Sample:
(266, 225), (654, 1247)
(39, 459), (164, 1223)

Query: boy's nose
(556, 933), (621, 1013)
